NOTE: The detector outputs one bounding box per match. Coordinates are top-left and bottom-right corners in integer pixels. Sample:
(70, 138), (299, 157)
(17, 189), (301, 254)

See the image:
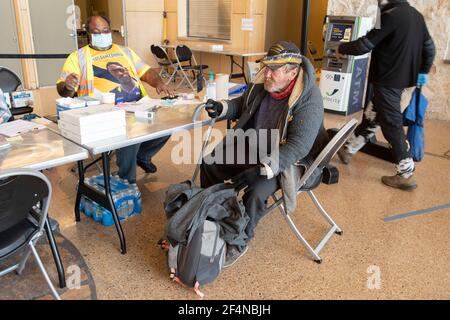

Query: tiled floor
(41, 112), (450, 300)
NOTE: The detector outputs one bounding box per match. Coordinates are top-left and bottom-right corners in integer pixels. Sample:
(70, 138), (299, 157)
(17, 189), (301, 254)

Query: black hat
(260, 41), (303, 67)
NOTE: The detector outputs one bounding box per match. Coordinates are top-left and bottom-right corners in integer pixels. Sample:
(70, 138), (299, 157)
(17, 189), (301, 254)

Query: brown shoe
(337, 147), (352, 165)
(381, 174), (417, 191)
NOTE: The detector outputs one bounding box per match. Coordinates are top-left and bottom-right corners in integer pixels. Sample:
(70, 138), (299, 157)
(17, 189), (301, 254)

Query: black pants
(116, 136), (170, 183)
(200, 161), (279, 241)
(348, 84), (411, 163)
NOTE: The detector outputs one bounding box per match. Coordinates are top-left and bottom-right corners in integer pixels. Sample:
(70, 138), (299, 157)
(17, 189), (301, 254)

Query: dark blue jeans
(116, 135), (170, 183)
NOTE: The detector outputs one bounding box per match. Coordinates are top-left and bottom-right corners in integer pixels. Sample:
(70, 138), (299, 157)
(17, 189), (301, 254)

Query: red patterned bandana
(270, 77), (297, 100)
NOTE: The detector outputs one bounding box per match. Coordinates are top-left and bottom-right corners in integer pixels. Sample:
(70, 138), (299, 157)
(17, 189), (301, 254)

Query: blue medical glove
(417, 73), (428, 86)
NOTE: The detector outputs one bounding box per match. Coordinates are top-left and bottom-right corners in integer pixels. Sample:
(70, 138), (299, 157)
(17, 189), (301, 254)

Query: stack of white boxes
(58, 105), (126, 144)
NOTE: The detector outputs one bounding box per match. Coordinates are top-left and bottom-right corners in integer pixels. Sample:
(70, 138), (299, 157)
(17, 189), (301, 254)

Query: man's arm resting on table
(140, 68), (174, 96)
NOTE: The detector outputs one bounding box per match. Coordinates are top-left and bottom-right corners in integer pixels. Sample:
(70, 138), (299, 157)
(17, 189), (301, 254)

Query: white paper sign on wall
(241, 18), (254, 31)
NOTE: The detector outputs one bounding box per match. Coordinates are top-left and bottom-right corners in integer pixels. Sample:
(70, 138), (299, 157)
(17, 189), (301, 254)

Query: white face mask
(90, 33), (112, 50)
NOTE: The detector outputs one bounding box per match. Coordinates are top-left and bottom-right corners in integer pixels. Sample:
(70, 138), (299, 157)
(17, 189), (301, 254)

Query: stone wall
(327, 0), (450, 120)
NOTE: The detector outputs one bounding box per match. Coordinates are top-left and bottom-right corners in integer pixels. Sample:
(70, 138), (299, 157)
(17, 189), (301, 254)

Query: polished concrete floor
(40, 112), (450, 300)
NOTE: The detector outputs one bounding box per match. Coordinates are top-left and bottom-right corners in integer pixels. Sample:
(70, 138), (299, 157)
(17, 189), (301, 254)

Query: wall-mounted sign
(241, 18), (254, 31)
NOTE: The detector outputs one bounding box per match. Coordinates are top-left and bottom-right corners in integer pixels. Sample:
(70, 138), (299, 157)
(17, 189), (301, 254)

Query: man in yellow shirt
(57, 15), (173, 183)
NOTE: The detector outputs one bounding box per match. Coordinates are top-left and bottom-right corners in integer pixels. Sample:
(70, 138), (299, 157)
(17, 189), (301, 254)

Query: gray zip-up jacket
(219, 56), (329, 212)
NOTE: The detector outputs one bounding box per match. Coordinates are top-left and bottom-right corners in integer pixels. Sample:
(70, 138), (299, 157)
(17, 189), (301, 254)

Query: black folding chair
(267, 119), (358, 263)
(0, 169), (61, 299)
(0, 66), (33, 117)
(150, 44), (180, 83)
(174, 45), (209, 92)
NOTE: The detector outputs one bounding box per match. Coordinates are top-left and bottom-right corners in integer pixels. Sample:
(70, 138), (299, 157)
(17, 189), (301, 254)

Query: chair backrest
(175, 45), (193, 63)
(0, 66), (22, 92)
(297, 119), (358, 188)
(150, 44), (170, 61)
(0, 169), (52, 234)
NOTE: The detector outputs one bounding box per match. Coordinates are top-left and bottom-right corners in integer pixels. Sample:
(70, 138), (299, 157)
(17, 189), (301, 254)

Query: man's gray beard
(264, 81), (285, 93)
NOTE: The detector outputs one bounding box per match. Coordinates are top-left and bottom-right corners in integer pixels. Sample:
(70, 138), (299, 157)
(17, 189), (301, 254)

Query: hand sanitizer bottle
(205, 71), (216, 102)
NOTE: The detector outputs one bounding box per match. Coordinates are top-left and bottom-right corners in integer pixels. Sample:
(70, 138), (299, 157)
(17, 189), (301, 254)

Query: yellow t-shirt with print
(57, 44), (150, 102)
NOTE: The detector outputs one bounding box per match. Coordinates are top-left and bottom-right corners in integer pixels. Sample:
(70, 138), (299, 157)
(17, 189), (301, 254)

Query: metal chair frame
(266, 119), (358, 263)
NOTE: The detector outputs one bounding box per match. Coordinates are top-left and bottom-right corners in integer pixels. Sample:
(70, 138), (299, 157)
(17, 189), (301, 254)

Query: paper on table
(117, 96), (163, 112)
(32, 117), (53, 126)
(0, 135), (11, 150)
(173, 99), (202, 106)
(0, 119), (46, 137)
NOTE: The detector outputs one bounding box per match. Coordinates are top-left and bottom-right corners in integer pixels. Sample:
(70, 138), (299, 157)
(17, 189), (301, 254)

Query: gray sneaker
(223, 245), (248, 268)
(337, 147), (352, 165)
(381, 174), (417, 191)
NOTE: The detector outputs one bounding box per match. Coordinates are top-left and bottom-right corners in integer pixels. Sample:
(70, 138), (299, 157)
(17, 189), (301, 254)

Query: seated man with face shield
(201, 41), (329, 267)
(57, 15), (174, 183)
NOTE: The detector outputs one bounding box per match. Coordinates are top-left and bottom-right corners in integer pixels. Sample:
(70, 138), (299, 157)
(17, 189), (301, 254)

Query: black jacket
(219, 57), (329, 176)
(338, 1), (436, 88)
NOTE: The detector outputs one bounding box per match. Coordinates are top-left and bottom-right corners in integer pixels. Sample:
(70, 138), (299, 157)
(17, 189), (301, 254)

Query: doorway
(264, 0), (328, 70)
(74, 0), (126, 47)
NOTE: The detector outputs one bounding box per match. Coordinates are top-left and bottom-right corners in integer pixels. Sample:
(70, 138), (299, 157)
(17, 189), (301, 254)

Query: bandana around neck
(270, 76), (297, 100)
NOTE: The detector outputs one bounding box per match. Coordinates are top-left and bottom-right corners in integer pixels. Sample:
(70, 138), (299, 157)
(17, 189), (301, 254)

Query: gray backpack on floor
(166, 220), (226, 294)
(160, 181), (248, 297)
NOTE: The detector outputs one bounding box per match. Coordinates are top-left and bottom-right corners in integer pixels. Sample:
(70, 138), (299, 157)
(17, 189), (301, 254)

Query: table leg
(101, 152), (127, 254)
(44, 217), (66, 288)
(241, 56), (247, 83)
(74, 160), (84, 222)
(228, 55), (248, 84)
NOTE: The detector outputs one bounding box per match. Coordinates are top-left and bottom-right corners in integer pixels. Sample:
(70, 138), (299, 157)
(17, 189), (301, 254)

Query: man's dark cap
(260, 41), (303, 67)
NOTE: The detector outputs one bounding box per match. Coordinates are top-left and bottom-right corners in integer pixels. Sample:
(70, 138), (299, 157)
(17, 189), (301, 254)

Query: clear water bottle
(127, 197), (134, 217)
(205, 71), (216, 101)
(79, 196), (86, 214)
(122, 189), (133, 217)
(92, 202), (103, 222)
(83, 197), (94, 217)
(131, 184), (142, 215)
(116, 192), (128, 220)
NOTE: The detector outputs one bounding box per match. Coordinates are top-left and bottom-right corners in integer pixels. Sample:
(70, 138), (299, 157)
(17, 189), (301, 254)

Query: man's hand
(229, 166), (263, 191)
(417, 73), (428, 86)
(156, 82), (175, 97)
(64, 73), (79, 92)
(204, 99), (223, 118)
(335, 46), (346, 61)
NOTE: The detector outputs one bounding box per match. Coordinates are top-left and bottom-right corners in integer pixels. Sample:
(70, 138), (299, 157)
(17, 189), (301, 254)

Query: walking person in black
(336, 0), (435, 190)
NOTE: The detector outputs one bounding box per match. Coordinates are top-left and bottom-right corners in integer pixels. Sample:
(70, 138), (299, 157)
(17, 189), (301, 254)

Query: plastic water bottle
(102, 208), (114, 226)
(131, 184), (142, 215)
(205, 71), (216, 101)
(116, 192), (128, 220)
(92, 202), (103, 222)
(122, 189), (133, 217)
(79, 196), (86, 214)
(83, 197), (94, 217)
(127, 196), (134, 217)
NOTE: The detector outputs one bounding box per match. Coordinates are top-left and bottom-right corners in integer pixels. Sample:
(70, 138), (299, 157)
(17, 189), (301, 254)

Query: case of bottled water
(79, 175), (142, 226)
